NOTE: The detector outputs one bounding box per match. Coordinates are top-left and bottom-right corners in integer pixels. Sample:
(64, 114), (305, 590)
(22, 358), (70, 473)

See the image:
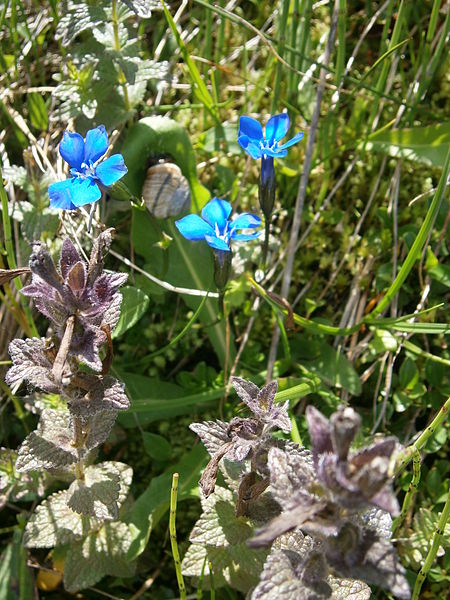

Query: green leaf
(120, 116), (210, 211)
(112, 286), (149, 339)
(64, 521), (136, 592)
(67, 463), (121, 519)
(0, 529), (34, 600)
(165, 222), (234, 366)
(117, 371), (223, 426)
(296, 338), (361, 395)
(428, 263), (450, 288)
(203, 123), (241, 155)
(161, 0), (219, 122)
(367, 122), (450, 167)
(126, 444), (207, 561)
(371, 329), (398, 352)
(27, 92), (48, 131)
(183, 487), (268, 593)
(142, 432), (172, 461)
(399, 357), (419, 390)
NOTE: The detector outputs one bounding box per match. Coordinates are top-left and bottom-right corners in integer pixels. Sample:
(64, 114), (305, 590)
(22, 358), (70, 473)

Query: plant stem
(412, 488), (450, 600)
(370, 147), (450, 317)
(392, 447), (421, 535)
(52, 314), (75, 384)
(169, 473), (186, 600)
(395, 396), (450, 475)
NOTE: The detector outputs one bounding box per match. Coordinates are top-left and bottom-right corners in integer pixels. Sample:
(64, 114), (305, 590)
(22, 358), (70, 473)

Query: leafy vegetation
(0, 1), (449, 599)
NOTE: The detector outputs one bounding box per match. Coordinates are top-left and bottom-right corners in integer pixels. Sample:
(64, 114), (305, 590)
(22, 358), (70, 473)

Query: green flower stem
(0, 171), (38, 337)
(392, 447), (421, 535)
(169, 473), (186, 600)
(395, 396), (450, 476)
(412, 488), (450, 600)
(370, 147), (450, 317)
(111, 0), (131, 113)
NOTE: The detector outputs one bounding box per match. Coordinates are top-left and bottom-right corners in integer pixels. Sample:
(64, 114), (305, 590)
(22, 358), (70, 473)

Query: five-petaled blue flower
(175, 198), (261, 252)
(238, 113), (304, 159)
(48, 125), (128, 210)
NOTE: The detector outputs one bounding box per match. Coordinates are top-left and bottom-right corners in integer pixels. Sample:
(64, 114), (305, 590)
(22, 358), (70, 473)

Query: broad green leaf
(165, 221), (234, 366)
(126, 444), (207, 560)
(203, 123), (241, 155)
(367, 122), (450, 168)
(399, 357), (419, 390)
(183, 487), (268, 593)
(295, 338), (361, 395)
(142, 432), (172, 461)
(27, 92), (48, 131)
(117, 372), (220, 426)
(120, 116), (210, 211)
(112, 286), (149, 339)
(428, 263), (450, 288)
(64, 521), (136, 592)
(130, 207), (234, 366)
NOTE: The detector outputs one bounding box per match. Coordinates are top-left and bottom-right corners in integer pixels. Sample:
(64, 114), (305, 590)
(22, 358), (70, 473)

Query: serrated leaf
(67, 463), (121, 519)
(252, 544), (371, 600)
(112, 286), (149, 339)
(15, 409), (77, 472)
(55, 2), (107, 46)
(190, 420), (230, 456)
(68, 376), (129, 417)
(64, 521), (136, 592)
(120, 0), (159, 17)
(190, 487), (253, 546)
(85, 410), (118, 450)
(93, 22), (128, 50)
(24, 490), (90, 547)
(401, 508), (450, 571)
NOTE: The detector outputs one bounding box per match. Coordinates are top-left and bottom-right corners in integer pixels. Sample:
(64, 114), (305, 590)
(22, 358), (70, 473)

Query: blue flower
(238, 113), (304, 159)
(175, 198), (261, 253)
(48, 125), (128, 210)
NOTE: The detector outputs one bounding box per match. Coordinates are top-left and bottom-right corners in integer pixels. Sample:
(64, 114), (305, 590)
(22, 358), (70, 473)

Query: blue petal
(238, 116), (263, 144)
(175, 214), (214, 241)
(84, 125), (109, 164)
(204, 234), (231, 252)
(201, 198), (232, 230)
(238, 136), (262, 159)
(231, 213), (261, 230)
(59, 131), (85, 170)
(264, 147), (288, 158)
(232, 231), (262, 241)
(49, 177), (101, 210)
(278, 131), (304, 150)
(48, 180), (78, 210)
(95, 154), (128, 186)
(265, 113), (289, 145)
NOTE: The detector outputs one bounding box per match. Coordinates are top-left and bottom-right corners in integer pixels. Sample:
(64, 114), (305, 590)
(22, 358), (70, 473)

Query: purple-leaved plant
(4, 229), (137, 593)
(186, 384), (410, 600)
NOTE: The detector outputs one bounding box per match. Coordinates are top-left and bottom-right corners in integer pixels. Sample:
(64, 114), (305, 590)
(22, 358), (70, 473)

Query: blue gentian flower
(175, 198), (261, 253)
(238, 113), (304, 159)
(48, 125), (128, 210)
